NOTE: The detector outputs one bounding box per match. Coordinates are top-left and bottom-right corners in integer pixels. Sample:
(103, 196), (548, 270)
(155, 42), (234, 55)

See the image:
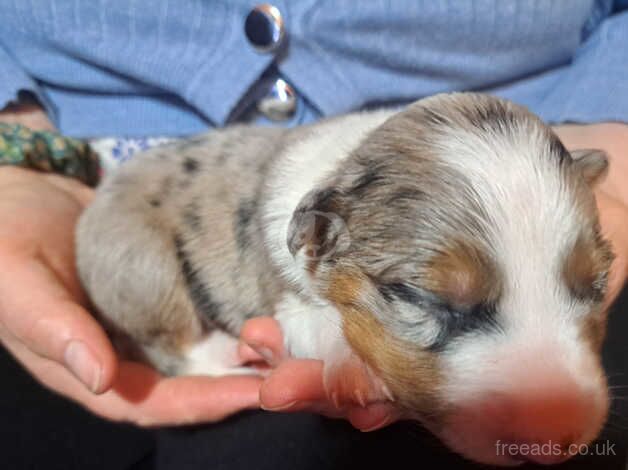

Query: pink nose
(490, 388), (592, 465)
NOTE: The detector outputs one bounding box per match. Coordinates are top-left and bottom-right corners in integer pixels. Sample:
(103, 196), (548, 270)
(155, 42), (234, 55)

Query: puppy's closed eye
(379, 282), (500, 350)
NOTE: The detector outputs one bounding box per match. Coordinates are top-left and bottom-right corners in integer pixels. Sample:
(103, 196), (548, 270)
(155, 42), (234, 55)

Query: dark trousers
(2, 288), (627, 470)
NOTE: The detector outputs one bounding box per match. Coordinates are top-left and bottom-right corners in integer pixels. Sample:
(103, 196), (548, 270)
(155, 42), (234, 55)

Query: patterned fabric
(0, 123), (100, 186)
(89, 136), (176, 173)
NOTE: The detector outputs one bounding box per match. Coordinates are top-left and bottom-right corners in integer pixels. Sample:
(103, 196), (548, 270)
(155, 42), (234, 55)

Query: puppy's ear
(287, 187), (350, 260)
(571, 149), (609, 187)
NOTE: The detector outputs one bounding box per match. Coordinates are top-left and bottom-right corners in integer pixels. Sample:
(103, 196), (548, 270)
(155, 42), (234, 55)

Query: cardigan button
(245, 4), (285, 53)
(257, 78), (297, 121)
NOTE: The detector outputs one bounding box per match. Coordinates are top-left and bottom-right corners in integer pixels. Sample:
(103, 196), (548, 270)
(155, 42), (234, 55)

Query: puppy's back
(76, 126), (288, 374)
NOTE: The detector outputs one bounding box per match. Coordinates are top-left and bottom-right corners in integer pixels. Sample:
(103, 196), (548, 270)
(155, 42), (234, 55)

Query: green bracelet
(0, 123), (101, 187)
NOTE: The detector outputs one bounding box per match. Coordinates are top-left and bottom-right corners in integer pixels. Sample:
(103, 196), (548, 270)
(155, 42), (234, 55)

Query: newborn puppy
(76, 93), (613, 466)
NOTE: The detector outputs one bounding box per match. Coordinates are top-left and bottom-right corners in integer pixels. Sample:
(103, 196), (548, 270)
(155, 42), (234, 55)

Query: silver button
(245, 4), (285, 53)
(257, 78), (297, 121)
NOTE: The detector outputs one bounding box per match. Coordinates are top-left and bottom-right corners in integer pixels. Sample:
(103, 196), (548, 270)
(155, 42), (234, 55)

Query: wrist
(0, 166), (93, 208)
(0, 123), (101, 187)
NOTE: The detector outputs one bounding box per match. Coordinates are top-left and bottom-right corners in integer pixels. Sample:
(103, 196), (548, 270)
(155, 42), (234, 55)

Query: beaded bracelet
(0, 123), (101, 187)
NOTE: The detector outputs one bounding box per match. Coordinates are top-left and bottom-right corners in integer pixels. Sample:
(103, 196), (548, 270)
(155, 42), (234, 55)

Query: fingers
(259, 358), (326, 410)
(243, 317), (400, 431)
(346, 403), (400, 432)
(323, 354), (388, 408)
(245, 320), (345, 415)
(238, 342), (265, 363)
(0, 255), (117, 393)
(259, 359), (345, 419)
(259, 358), (399, 430)
(4, 334), (262, 425)
(104, 362), (263, 425)
(240, 317), (287, 366)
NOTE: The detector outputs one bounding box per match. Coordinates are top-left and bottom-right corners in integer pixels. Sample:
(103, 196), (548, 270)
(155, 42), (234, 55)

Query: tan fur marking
(579, 310), (608, 354)
(327, 270), (442, 414)
(423, 241), (499, 309)
(563, 232), (614, 302)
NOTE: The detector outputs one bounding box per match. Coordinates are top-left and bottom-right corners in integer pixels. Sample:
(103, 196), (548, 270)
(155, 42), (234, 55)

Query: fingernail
(257, 347), (275, 364)
(260, 400), (299, 411)
(247, 342), (275, 365)
(64, 340), (101, 393)
(354, 389), (367, 408)
(359, 414), (393, 433)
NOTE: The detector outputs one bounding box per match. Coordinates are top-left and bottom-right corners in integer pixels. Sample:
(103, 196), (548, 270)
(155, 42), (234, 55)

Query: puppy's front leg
(274, 293), (389, 407)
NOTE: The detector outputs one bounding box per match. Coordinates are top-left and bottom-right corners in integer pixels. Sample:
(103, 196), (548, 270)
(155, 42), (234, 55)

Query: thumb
(0, 254), (117, 393)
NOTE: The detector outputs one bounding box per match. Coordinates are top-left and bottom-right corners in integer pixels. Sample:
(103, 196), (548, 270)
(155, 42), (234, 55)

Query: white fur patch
(274, 292), (348, 361)
(261, 110), (394, 297)
(427, 122), (608, 459)
(180, 330), (256, 376)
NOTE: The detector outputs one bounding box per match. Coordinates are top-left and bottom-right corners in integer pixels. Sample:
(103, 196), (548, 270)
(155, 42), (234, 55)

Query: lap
(1, 287), (627, 470)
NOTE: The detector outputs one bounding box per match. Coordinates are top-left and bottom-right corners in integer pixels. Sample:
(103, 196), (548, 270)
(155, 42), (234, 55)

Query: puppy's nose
(490, 387), (592, 465)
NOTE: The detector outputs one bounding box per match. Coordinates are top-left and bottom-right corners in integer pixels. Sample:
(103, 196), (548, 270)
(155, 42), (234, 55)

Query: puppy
(76, 93), (613, 465)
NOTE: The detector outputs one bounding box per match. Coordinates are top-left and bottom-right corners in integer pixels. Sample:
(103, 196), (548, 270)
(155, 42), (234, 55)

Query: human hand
(0, 100), (55, 131)
(240, 317), (401, 432)
(242, 123), (628, 432)
(553, 123), (628, 308)
(0, 167), (263, 425)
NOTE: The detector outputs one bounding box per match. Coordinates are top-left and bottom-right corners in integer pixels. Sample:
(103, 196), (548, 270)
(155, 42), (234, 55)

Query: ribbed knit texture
(0, 0), (625, 138)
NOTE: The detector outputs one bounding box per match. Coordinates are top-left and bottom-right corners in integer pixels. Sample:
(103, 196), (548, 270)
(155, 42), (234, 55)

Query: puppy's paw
(323, 354), (393, 409)
(179, 330), (262, 377)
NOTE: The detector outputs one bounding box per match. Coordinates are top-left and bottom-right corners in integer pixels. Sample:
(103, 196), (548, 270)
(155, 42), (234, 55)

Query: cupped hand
(0, 167), (262, 426)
